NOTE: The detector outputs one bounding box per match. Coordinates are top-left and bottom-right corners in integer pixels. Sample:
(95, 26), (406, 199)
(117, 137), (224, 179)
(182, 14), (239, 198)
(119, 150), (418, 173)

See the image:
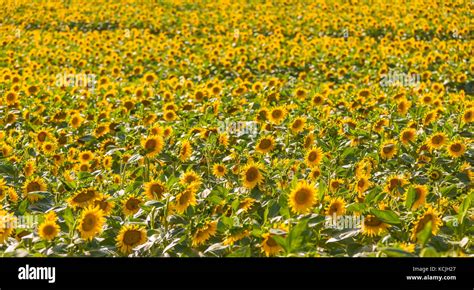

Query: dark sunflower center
(43, 224), (56, 236)
(308, 151), (317, 161)
(259, 139), (272, 149)
(294, 189), (310, 204)
(123, 230), (141, 245)
(364, 216), (382, 227)
(266, 236), (277, 247)
(432, 135), (443, 144)
(73, 190), (95, 203)
(451, 143), (461, 152)
(145, 139), (157, 150)
(82, 215), (96, 231)
(27, 182), (41, 192)
(272, 110), (282, 118)
(246, 168), (259, 182)
(383, 144), (394, 154)
(150, 184), (164, 196)
(38, 132), (47, 142)
(126, 198), (140, 210)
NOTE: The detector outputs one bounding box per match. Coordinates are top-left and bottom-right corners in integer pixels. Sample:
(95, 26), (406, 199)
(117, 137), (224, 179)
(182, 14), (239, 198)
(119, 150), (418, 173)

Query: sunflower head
(241, 161), (264, 189)
(362, 214), (389, 237)
(288, 180), (317, 214)
(144, 180), (166, 200)
(261, 233), (283, 257)
(305, 146), (324, 167)
(77, 206), (105, 241)
(116, 224), (147, 254)
(212, 163), (227, 178)
(380, 140), (398, 159)
(411, 206), (443, 242)
(256, 136), (275, 154)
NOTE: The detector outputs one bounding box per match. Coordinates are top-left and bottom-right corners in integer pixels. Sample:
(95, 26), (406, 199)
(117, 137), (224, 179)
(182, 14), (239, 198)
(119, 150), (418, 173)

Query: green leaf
(271, 235), (288, 252)
(318, 180), (326, 201)
(370, 209), (401, 225)
(416, 220), (432, 246)
(381, 248), (415, 257)
(346, 202), (367, 212)
(420, 247), (438, 257)
(405, 187), (416, 209)
(227, 246), (251, 257)
(288, 219), (308, 252)
(18, 199), (29, 215)
(458, 193), (472, 225)
(63, 207), (75, 232)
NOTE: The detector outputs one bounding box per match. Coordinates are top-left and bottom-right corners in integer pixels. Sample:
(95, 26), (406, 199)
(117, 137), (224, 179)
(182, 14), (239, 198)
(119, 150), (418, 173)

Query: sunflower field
(0, 0), (473, 258)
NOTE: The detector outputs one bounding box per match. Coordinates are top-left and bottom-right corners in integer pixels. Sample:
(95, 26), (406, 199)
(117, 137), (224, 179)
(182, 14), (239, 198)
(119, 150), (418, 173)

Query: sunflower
(163, 110), (177, 121)
(239, 197), (255, 212)
(241, 161), (264, 189)
(0, 210), (15, 244)
(428, 167), (443, 181)
(328, 178), (344, 193)
(23, 177), (47, 202)
(411, 206), (443, 242)
(326, 197), (346, 216)
(5, 91), (18, 106)
(116, 224), (147, 254)
(78, 150), (94, 164)
(212, 163), (227, 178)
(384, 175), (408, 195)
(447, 141), (466, 158)
(192, 221), (218, 247)
(312, 94), (325, 106)
(426, 132), (447, 150)
(305, 146), (324, 167)
(462, 108), (474, 124)
(41, 141), (56, 154)
(268, 106), (287, 125)
(94, 123), (110, 138)
(180, 170), (202, 187)
(143, 72), (157, 84)
(38, 220), (60, 241)
(34, 129), (51, 143)
(355, 175), (371, 194)
(399, 128), (416, 145)
(141, 135), (164, 157)
(303, 133), (314, 149)
(93, 193), (115, 215)
(174, 185), (198, 214)
(408, 184), (428, 210)
(223, 229), (250, 246)
(380, 140), (397, 159)
(0, 178), (6, 201)
(77, 206), (105, 241)
(309, 167), (321, 180)
(122, 196), (143, 216)
(144, 180), (166, 200)
(261, 233), (283, 257)
(69, 114), (84, 129)
(290, 117), (306, 133)
(362, 214), (389, 237)
(288, 180), (317, 214)
(256, 135), (275, 154)
(179, 140), (193, 161)
(24, 160), (36, 177)
(68, 187), (100, 209)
